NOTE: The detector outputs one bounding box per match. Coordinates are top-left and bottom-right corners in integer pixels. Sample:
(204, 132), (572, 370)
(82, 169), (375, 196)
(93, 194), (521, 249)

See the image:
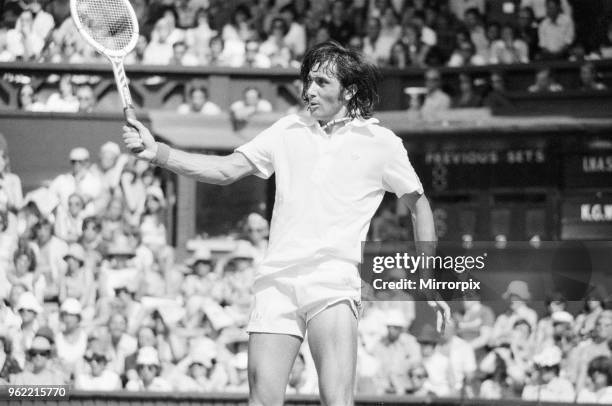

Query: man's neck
(320, 117), (351, 134)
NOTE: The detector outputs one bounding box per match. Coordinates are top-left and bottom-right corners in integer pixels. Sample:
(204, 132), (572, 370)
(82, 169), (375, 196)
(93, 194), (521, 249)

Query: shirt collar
(293, 113), (379, 129)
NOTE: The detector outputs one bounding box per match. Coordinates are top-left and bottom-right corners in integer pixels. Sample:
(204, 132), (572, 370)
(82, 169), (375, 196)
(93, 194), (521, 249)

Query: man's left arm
(399, 191), (451, 332)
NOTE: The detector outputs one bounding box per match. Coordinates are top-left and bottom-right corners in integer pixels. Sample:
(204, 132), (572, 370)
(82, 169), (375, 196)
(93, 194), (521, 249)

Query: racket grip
(124, 106), (144, 153)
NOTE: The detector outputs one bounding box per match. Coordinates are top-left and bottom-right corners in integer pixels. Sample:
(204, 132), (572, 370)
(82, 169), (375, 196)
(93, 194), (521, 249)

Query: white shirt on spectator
(490, 39), (530, 64)
(126, 376), (173, 391)
(522, 376), (575, 402)
(74, 369), (122, 391)
(143, 41), (174, 65)
(421, 89), (451, 121)
(538, 13), (574, 54)
(49, 171), (103, 210)
(576, 387), (612, 404)
(177, 101), (222, 115)
(363, 34), (397, 65)
(422, 351), (454, 396)
(442, 336), (477, 393)
(284, 22), (307, 58)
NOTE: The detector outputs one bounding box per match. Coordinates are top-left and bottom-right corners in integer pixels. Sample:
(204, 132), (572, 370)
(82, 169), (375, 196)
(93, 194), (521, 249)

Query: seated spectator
(58, 244), (95, 317)
(576, 355), (612, 403)
(463, 8), (488, 59)
(280, 5), (307, 59)
(105, 314), (137, 376)
(46, 75), (79, 113)
(411, 10), (436, 48)
(327, 0), (355, 46)
(439, 318), (476, 395)
(259, 18), (294, 68)
(538, 0), (574, 59)
(230, 87), (273, 127)
(405, 362), (436, 396)
(54, 193), (87, 243)
(6, 9), (46, 61)
(0, 141), (23, 213)
(478, 348), (516, 399)
(579, 62), (607, 91)
(10, 335), (64, 385)
(490, 24), (530, 64)
(124, 34), (148, 65)
(18, 84), (46, 112)
(570, 311), (612, 393)
(417, 324), (454, 396)
(74, 341), (122, 391)
(143, 17), (175, 65)
(98, 241), (140, 299)
(371, 309), (420, 395)
(449, 0), (485, 21)
(0, 212), (17, 291)
(575, 292), (605, 340)
(421, 68), (450, 121)
(484, 71), (512, 109)
(491, 280), (538, 342)
(363, 17), (395, 65)
(139, 186), (167, 255)
(528, 67), (564, 92)
(168, 40), (199, 66)
(517, 6), (541, 59)
(242, 39), (272, 68)
(398, 24), (429, 67)
(521, 0), (572, 21)
(448, 38), (487, 67)
(533, 292), (567, 352)
(79, 216), (104, 269)
(207, 35), (231, 66)
(33, 218), (68, 301)
(11, 291), (43, 368)
(169, 344), (227, 392)
(599, 21), (612, 59)
(286, 352), (317, 394)
(177, 86), (222, 115)
(0, 334), (21, 382)
(8, 245), (44, 303)
(54, 298), (88, 377)
(185, 8), (216, 64)
(522, 345), (575, 401)
(126, 346), (172, 391)
(456, 292), (495, 358)
(453, 73), (482, 108)
(76, 85), (96, 113)
(222, 5), (255, 44)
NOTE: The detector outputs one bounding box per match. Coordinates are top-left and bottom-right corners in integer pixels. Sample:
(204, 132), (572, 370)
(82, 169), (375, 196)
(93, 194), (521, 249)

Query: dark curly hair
(300, 41), (381, 119)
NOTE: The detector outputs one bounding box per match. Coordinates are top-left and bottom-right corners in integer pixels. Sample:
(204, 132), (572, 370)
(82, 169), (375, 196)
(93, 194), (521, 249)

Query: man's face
(305, 63), (347, 122)
(425, 71), (441, 92)
(77, 87), (95, 112)
(99, 150), (117, 171)
(366, 18), (380, 39)
(191, 89), (206, 110)
(595, 314), (612, 340)
(108, 315), (126, 338)
(546, 1), (560, 19)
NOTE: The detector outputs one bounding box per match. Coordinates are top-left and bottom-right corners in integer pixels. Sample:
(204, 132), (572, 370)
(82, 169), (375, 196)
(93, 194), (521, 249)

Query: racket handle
(124, 106), (144, 153)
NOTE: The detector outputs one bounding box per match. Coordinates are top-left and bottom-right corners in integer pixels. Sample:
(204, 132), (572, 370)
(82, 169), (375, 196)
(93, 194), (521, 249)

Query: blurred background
(0, 0), (611, 404)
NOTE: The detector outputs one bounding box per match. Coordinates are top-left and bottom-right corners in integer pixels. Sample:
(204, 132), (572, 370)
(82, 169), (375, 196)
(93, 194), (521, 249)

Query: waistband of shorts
(256, 258), (358, 278)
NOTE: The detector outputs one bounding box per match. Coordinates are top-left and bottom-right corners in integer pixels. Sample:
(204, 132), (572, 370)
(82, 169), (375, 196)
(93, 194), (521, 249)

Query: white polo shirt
(236, 114), (423, 276)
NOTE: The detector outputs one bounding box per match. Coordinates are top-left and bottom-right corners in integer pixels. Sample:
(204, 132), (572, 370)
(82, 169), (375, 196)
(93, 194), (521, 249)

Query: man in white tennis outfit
(122, 41), (449, 406)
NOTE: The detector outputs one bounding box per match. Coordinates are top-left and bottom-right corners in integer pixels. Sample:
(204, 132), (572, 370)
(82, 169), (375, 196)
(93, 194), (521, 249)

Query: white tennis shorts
(246, 260), (362, 338)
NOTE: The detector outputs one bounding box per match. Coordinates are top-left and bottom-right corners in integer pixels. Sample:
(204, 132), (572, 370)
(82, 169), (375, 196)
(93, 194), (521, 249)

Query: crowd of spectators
(0, 134), (611, 400)
(0, 0), (611, 69)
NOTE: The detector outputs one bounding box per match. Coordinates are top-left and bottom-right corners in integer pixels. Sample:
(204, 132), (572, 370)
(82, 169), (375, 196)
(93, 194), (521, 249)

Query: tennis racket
(70, 0), (143, 150)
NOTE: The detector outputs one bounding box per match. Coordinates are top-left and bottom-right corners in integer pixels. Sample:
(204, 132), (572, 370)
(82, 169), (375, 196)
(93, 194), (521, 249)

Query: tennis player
(122, 41), (449, 406)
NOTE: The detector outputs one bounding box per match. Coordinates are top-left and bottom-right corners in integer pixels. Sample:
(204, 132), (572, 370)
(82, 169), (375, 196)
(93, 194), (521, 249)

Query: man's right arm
(122, 118), (258, 185)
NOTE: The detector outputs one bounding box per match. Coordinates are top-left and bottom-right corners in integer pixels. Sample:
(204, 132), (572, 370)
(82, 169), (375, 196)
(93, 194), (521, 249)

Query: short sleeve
(382, 137), (423, 197)
(235, 124), (281, 179)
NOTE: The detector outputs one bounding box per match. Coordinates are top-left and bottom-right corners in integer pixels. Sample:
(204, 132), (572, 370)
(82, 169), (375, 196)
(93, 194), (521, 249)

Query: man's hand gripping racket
(70, 0), (145, 153)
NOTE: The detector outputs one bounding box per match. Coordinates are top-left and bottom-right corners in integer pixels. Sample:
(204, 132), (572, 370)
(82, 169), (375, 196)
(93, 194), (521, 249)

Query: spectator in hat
(54, 298), (88, 377)
(126, 346), (172, 391)
(74, 340), (122, 390)
(58, 244), (95, 316)
(522, 345), (575, 401)
(169, 341), (228, 392)
(124, 325), (159, 383)
(54, 193), (87, 243)
(417, 324), (454, 396)
(10, 335), (65, 385)
(32, 217), (68, 301)
(49, 146), (103, 211)
(105, 313), (137, 376)
(11, 291), (42, 368)
(371, 309), (421, 394)
(492, 280), (538, 344)
(0, 333), (21, 382)
(576, 355), (612, 403)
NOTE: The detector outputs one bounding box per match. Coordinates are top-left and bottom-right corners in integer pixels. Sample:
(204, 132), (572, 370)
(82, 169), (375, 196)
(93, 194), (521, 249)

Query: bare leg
(248, 332), (302, 406)
(307, 301), (358, 406)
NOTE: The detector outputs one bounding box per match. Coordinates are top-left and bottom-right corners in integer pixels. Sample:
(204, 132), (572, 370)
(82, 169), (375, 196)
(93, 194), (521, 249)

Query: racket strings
(75, 0), (136, 52)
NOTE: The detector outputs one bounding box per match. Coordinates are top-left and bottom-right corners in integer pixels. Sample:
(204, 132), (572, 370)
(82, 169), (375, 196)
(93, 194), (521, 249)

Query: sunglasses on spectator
(28, 349), (50, 357)
(85, 354), (107, 363)
(137, 364), (158, 371)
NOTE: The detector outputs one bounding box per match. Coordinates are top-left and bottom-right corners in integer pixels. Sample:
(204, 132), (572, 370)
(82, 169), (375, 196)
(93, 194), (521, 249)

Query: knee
(248, 392), (284, 406)
(248, 374), (285, 406)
